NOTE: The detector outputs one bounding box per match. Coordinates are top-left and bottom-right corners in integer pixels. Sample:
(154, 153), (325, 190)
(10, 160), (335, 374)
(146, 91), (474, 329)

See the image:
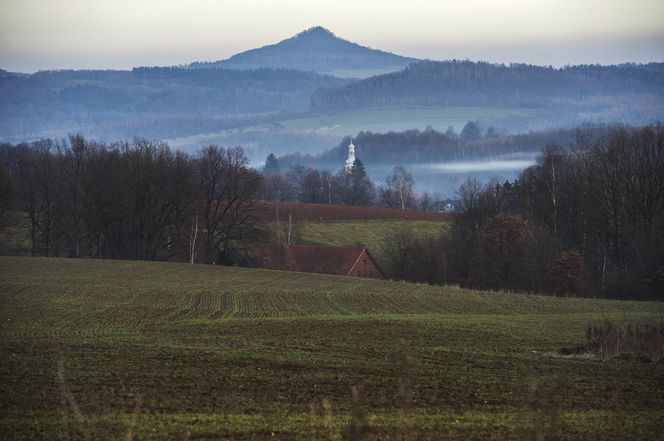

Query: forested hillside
(312, 60), (664, 122)
(279, 125), (616, 169)
(0, 67), (348, 141)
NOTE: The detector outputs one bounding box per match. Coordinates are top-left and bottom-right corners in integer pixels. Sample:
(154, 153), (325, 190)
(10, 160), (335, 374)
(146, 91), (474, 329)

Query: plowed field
(1, 257), (663, 440)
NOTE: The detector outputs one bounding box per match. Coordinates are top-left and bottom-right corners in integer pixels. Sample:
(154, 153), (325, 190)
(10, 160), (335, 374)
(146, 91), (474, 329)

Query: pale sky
(1, 0), (663, 73)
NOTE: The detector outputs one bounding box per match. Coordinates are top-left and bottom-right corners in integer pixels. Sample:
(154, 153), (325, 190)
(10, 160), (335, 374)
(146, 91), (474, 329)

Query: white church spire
(345, 138), (356, 173)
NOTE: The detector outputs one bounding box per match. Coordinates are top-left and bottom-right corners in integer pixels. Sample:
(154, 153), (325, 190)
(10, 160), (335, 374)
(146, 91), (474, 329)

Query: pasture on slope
(1, 257), (663, 440)
(296, 220), (449, 269)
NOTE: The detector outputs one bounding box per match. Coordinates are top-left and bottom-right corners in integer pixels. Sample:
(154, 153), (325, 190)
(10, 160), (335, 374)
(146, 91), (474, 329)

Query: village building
(345, 139), (356, 173)
(257, 244), (384, 279)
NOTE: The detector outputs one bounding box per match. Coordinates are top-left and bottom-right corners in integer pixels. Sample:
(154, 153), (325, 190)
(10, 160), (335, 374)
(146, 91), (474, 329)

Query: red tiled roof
(257, 244), (383, 277)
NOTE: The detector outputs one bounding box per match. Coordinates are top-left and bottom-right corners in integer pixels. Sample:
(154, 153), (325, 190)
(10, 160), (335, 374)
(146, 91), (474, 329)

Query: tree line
(0, 136), (427, 263)
(262, 153), (434, 210)
(277, 124), (620, 170)
(0, 136), (263, 264)
(383, 124), (664, 300)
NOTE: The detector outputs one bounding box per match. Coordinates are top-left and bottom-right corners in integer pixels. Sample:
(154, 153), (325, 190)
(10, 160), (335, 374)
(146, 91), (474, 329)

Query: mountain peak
(190, 27), (417, 78)
(295, 26), (336, 39)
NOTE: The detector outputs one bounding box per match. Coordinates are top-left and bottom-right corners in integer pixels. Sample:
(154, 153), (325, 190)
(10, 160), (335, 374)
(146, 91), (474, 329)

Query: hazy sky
(1, 0), (663, 72)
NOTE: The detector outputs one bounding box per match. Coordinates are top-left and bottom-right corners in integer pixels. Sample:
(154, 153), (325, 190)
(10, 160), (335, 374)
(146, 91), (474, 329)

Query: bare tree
(380, 166), (415, 210)
(263, 173), (296, 202)
(287, 164), (307, 202)
(59, 134), (89, 257)
(117, 140), (192, 260)
(301, 168), (326, 203)
(197, 145), (263, 265)
(15, 139), (62, 256)
(189, 209), (198, 264)
(0, 164), (13, 226)
(322, 169), (334, 204)
(418, 192), (435, 212)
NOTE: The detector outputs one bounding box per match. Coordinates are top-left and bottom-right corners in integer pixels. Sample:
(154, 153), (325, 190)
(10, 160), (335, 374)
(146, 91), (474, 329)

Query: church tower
(345, 139), (356, 173)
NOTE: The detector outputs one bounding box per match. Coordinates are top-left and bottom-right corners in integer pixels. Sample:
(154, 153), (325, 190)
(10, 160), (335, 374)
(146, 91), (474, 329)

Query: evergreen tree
(461, 121), (482, 141)
(336, 159), (374, 206)
(263, 153), (280, 174)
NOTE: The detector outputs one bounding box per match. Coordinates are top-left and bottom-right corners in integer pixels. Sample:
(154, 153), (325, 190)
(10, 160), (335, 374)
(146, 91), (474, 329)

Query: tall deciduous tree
(15, 139), (62, 256)
(301, 168), (327, 203)
(197, 145), (263, 265)
(0, 163), (13, 226)
(379, 166), (415, 210)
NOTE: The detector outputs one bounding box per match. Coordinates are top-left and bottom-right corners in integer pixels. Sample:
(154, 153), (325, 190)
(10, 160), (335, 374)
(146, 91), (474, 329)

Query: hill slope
(190, 26), (417, 78)
(0, 67), (348, 142)
(1, 257), (663, 440)
(1, 256), (661, 317)
(311, 60), (664, 123)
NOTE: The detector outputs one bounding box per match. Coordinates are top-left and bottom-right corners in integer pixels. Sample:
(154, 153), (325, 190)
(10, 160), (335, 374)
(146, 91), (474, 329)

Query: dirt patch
(209, 292), (229, 319)
(168, 308), (191, 321)
(154, 306), (178, 321)
(191, 292), (202, 310)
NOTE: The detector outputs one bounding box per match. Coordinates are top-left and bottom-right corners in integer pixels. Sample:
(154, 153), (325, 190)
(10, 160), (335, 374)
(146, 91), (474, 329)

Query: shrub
(547, 250), (586, 296)
(583, 320), (664, 361)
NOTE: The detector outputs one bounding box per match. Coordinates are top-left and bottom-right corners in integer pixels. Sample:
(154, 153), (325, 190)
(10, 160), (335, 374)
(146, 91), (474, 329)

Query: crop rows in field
(2, 257), (664, 329)
(2, 256), (664, 441)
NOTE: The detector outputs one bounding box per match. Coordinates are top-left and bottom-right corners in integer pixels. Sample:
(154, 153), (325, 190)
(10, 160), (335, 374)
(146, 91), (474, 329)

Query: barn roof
(257, 244), (383, 277)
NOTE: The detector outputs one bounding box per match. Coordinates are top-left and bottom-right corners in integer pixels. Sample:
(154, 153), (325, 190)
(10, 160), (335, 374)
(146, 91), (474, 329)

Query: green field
(1, 257), (664, 440)
(322, 67), (407, 79)
(297, 220), (449, 269)
(279, 107), (533, 136)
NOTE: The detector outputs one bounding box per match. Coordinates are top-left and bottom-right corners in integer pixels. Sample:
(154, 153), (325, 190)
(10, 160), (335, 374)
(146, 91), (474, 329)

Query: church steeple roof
(345, 138), (356, 173)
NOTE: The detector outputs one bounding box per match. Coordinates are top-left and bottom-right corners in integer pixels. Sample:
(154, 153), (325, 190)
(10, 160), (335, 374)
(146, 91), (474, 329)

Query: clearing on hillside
(1, 256), (663, 440)
(296, 219), (449, 268)
(279, 106), (533, 136)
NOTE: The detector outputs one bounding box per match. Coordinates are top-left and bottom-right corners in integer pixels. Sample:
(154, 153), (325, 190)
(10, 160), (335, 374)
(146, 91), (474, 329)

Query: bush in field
(582, 320), (664, 361)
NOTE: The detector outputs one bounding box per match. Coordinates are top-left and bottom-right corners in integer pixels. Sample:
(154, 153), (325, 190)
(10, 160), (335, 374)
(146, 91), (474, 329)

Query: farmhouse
(257, 244), (384, 279)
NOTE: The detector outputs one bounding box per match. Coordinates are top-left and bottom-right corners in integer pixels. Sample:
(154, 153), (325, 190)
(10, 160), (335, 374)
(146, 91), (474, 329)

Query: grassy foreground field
(1, 257), (664, 440)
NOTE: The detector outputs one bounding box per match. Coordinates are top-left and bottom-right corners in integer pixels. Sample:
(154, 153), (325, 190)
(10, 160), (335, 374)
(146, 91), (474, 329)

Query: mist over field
(367, 159), (536, 195)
